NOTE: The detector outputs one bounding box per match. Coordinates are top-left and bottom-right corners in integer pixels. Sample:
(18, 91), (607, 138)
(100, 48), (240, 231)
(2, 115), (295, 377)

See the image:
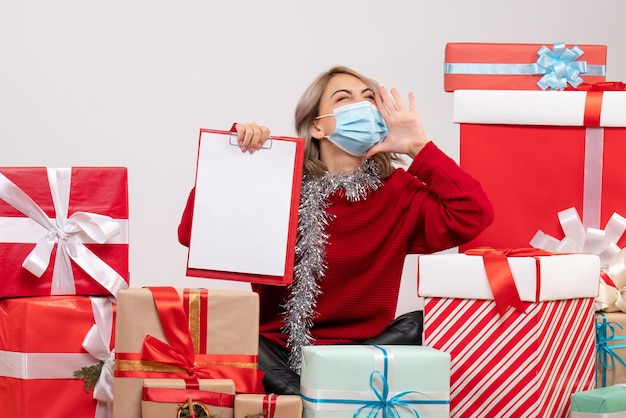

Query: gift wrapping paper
(418, 252), (600, 417)
(595, 248), (626, 313)
(141, 378), (235, 418)
(0, 167), (129, 298)
(570, 384), (626, 417)
(0, 295), (116, 418)
(596, 312), (626, 387)
(234, 393), (303, 418)
(300, 345), (450, 418)
(454, 87), (626, 253)
(113, 287), (264, 418)
(444, 42), (606, 91)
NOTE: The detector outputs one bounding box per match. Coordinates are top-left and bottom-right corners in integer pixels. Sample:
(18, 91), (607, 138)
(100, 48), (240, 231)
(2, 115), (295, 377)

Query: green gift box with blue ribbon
(570, 384), (626, 417)
(300, 345), (450, 418)
(596, 313), (626, 387)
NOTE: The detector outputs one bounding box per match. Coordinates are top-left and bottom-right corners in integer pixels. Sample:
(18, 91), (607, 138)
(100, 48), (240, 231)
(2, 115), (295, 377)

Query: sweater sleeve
(402, 141), (494, 254)
(177, 187), (195, 247)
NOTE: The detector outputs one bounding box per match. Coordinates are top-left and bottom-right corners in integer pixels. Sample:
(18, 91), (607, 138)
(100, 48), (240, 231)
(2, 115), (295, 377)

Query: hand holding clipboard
(186, 128), (304, 286)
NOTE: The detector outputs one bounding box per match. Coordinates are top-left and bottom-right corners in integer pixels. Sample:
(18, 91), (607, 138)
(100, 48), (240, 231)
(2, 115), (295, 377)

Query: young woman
(178, 66), (494, 394)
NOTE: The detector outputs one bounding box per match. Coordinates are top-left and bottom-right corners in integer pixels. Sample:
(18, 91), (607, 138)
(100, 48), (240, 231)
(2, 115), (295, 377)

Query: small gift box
(114, 287), (264, 418)
(234, 393), (303, 418)
(596, 312), (626, 387)
(0, 167), (129, 298)
(454, 85), (626, 252)
(570, 384), (626, 417)
(300, 345), (450, 418)
(443, 42), (607, 91)
(0, 295), (115, 418)
(418, 251), (601, 418)
(141, 378), (235, 418)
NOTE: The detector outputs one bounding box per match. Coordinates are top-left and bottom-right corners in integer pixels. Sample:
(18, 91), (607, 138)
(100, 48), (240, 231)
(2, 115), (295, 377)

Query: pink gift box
(0, 167), (129, 297)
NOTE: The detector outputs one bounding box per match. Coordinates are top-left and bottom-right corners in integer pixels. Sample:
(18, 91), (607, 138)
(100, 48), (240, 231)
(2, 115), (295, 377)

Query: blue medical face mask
(315, 101), (388, 156)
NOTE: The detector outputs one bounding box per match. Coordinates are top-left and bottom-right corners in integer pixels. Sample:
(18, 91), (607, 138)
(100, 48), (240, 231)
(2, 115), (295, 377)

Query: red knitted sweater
(178, 141), (493, 348)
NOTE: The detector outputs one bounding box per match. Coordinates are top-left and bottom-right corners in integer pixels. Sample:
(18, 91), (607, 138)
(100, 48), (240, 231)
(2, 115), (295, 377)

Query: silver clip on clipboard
(228, 133), (273, 149)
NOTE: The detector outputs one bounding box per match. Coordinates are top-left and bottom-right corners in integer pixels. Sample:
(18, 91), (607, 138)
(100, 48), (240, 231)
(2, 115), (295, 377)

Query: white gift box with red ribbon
(419, 251), (600, 302)
(418, 251), (600, 418)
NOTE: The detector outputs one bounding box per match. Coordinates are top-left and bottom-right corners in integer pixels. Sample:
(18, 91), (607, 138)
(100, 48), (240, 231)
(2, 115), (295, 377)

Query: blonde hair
(294, 66), (398, 178)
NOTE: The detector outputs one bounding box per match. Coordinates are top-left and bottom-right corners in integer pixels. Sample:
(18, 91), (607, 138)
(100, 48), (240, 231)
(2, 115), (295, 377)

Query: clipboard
(186, 128), (304, 286)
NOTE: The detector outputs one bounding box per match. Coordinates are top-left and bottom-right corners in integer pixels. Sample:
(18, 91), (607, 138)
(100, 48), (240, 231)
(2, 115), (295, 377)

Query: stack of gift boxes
(0, 167), (129, 417)
(4, 42), (626, 418)
(113, 286), (303, 418)
(0, 168), (305, 418)
(416, 41), (626, 417)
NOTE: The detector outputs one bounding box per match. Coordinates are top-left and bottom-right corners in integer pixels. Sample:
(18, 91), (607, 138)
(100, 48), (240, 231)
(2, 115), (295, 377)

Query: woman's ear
(310, 121), (326, 140)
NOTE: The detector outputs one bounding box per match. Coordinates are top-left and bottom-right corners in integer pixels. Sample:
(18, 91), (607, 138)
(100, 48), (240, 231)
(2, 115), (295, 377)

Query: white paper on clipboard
(187, 130), (302, 282)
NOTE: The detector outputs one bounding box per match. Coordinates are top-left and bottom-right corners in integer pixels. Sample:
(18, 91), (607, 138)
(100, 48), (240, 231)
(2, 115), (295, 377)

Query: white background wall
(2, 0), (625, 316)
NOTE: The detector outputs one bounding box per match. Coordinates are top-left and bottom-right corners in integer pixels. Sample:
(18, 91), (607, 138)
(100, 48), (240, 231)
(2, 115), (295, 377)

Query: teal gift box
(300, 345), (450, 418)
(570, 385), (626, 417)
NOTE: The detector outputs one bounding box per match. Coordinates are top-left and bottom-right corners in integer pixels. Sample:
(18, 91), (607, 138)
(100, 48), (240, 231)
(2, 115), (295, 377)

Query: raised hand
(366, 87), (430, 159)
(235, 122), (271, 154)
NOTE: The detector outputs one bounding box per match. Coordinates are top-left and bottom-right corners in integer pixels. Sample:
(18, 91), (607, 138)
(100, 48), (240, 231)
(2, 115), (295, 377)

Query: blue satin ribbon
(534, 42), (586, 90)
(352, 370), (419, 418)
(596, 313), (626, 387)
(444, 42), (606, 91)
(300, 345), (449, 417)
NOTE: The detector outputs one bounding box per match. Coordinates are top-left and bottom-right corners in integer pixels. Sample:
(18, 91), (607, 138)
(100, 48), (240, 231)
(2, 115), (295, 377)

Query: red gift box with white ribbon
(455, 83), (626, 253)
(0, 167), (129, 298)
(0, 296), (116, 418)
(418, 250), (600, 417)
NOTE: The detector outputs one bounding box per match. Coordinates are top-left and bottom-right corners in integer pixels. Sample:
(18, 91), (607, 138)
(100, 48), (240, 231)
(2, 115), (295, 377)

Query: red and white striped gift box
(418, 251), (600, 418)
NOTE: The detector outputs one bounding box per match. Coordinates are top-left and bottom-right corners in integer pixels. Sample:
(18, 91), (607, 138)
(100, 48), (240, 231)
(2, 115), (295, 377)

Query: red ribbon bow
(142, 287), (201, 377)
(464, 248), (554, 317)
(139, 287), (264, 393)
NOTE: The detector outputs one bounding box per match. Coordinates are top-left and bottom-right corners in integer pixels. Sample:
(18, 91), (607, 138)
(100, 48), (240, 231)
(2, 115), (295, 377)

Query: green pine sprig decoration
(178, 404), (217, 418)
(73, 361), (104, 393)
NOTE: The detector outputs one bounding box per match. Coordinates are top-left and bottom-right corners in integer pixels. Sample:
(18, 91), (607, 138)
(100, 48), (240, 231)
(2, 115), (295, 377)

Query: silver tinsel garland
(281, 159), (383, 373)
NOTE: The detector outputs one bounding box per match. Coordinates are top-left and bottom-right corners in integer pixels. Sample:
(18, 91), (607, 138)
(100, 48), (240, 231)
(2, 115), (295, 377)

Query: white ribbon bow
(82, 297), (115, 418)
(596, 249), (626, 312)
(531, 207), (626, 312)
(0, 168), (128, 298)
(530, 207), (626, 268)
